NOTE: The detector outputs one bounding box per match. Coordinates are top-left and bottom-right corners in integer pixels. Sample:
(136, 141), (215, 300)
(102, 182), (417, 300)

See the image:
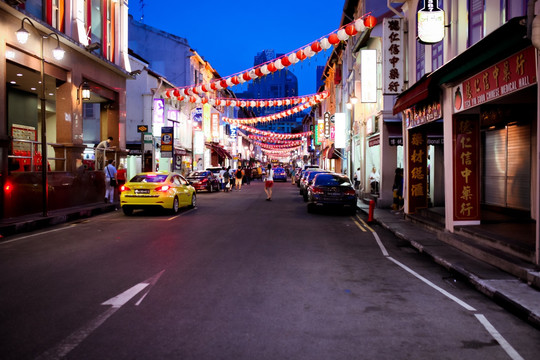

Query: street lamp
(16, 17), (65, 216)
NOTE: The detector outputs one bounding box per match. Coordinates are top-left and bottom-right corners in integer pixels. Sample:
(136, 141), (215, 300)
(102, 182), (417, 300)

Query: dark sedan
(306, 173), (357, 214)
(186, 171), (220, 193)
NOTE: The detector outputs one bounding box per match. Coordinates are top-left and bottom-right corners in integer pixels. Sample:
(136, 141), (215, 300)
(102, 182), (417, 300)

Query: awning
(322, 144), (339, 160)
(205, 143), (232, 159)
(392, 74), (433, 114)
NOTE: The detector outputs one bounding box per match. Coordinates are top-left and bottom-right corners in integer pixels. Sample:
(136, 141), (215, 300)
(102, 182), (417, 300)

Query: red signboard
(453, 116), (480, 221)
(407, 128), (428, 213)
(453, 46), (536, 112)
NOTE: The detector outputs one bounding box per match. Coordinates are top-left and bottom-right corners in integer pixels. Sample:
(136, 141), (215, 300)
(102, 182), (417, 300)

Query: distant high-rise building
(237, 50), (305, 134)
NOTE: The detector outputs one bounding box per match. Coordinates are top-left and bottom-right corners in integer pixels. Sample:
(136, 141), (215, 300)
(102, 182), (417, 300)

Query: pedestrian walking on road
(104, 159), (117, 203)
(264, 163), (274, 201)
(235, 167), (243, 190)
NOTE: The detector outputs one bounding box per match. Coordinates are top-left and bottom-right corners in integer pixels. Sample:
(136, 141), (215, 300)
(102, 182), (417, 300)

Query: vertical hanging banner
(161, 126), (173, 158)
(382, 18), (404, 95)
(316, 119), (324, 145)
(324, 112), (331, 138)
(407, 128), (428, 213)
(191, 107), (202, 131)
(203, 104), (211, 141)
(211, 112), (220, 140)
(334, 113), (346, 148)
(361, 49), (377, 103)
(453, 116), (480, 221)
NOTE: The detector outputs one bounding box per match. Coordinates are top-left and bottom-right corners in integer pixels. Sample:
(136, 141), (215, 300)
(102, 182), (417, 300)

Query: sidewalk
(357, 200), (540, 329)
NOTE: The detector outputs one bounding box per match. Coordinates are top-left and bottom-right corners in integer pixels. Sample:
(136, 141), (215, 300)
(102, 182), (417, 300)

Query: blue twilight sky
(128, 0), (348, 96)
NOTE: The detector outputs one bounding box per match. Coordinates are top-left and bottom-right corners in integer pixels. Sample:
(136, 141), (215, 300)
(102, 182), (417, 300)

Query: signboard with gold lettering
(453, 46), (536, 113)
(453, 116), (480, 221)
(407, 128), (428, 213)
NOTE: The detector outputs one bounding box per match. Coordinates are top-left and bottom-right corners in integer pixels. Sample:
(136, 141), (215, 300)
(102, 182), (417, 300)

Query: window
(416, 42), (425, 81)
(468, 0), (485, 46)
(432, 42), (444, 71)
(503, 0), (527, 21)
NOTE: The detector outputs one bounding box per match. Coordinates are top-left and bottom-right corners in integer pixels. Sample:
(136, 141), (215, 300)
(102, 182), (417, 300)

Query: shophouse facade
(1, 0), (131, 218)
(390, 0), (539, 266)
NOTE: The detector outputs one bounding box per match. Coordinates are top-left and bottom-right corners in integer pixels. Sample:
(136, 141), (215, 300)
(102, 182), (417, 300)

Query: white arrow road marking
(36, 270), (165, 360)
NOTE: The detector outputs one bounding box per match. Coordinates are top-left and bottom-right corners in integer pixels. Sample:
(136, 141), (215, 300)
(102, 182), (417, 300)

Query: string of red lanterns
(248, 135), (303, 145)
(233, 123), (311, 139)
(163, 14), (376, 98)
(222, 91), (327, 125)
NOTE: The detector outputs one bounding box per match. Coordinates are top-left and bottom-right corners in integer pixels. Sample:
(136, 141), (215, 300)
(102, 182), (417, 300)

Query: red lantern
(210, 82), (217, 91)
(191, 87), (199, 94)
(183, 88), (190, 96)
(267, 63), (277, 72)
(310, 42), (322, 53)
(242, 72), (251, 81)
(189, 96), (196, 103)
(165, 89), (171, 98)
(220, 79), (228, 88)
(296, 49), (307, 60)
(328, 33), (340, 45)
(280, 56), (291, 67)
(215, 99), (221, 106)
(201, 97), (208, 104)
(255, 67), (264, 77)
(364, 15), (376, 28)
(231, 76), (240, 85)
(177, 96), (184, 102)
(345, 24), (358, 36)
(226, 100), (231, 106)
(173, 89), (180, 97)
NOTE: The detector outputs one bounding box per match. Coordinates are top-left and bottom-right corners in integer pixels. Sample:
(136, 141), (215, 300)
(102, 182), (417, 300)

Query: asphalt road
(1, 180), (539, 360)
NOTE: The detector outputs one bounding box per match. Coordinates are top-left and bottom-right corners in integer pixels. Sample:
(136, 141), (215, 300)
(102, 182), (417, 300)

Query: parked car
(306, 173), (357, 214)
(302, 169), (330, 201)
(273, 167), (287, 181)
(120, 172), (196, 215)
(186, 170), (220, 192)
(299, 169), (327, 196)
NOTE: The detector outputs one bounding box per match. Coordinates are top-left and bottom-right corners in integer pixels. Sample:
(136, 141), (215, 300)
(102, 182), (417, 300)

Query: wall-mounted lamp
(78, 82), (91, 103)
(16, 17), (65, 60)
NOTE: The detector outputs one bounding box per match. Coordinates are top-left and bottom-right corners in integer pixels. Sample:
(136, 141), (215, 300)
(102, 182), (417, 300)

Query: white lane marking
(475, 314), (525, 360)
(37, 270), (165, 359)
(387, 256), (477, 312)
(354, 216), (525, 360)
(101, 283), (149, 308)
(0, 224), (77, 245)
(36, 307), (119, 360)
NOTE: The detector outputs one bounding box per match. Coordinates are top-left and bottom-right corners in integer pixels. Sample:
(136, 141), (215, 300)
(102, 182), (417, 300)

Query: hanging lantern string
(222, 91), (328, 125)
(233, 123), (312, 139)
(248, 135), (303, 144)
(163, 13), (376, 98)
(253, 139), (303, 149)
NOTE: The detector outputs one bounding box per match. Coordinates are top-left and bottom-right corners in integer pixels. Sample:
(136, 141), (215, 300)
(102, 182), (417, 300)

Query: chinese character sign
(453, 117), (480, 221)
(383, 18), (404, 95)
(407, 128), (428, 212)
(453, 46), (536, 113)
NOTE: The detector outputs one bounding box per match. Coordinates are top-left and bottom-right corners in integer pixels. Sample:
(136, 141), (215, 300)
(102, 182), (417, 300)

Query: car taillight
(4, 183), (12, 192)
(344, 189), (356, 196)
(120, 185), (130, 192)
(201, 178), (208, 183)
(311, 186), (325, 194)
(154, 185), (170, 192)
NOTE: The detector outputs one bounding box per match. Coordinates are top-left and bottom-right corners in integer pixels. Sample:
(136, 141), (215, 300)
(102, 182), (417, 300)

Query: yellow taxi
(120, 172), (196, 215)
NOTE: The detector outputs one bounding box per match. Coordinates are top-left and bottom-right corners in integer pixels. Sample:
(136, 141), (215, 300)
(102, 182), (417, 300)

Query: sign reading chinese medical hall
(407, 128), (428, 213)
(383, 18), (404, 95)
(453, 46), (536, 113)
(453, 116), (480, 221)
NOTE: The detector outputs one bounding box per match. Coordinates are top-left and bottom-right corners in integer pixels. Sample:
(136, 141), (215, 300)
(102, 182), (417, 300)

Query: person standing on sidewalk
(104, 159), (117, 204)
(264, 163), (274, 201)
(235, 167), (244, 190)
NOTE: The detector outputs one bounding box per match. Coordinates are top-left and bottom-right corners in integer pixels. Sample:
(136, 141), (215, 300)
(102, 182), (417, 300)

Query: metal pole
(40, 36), (48, 217)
